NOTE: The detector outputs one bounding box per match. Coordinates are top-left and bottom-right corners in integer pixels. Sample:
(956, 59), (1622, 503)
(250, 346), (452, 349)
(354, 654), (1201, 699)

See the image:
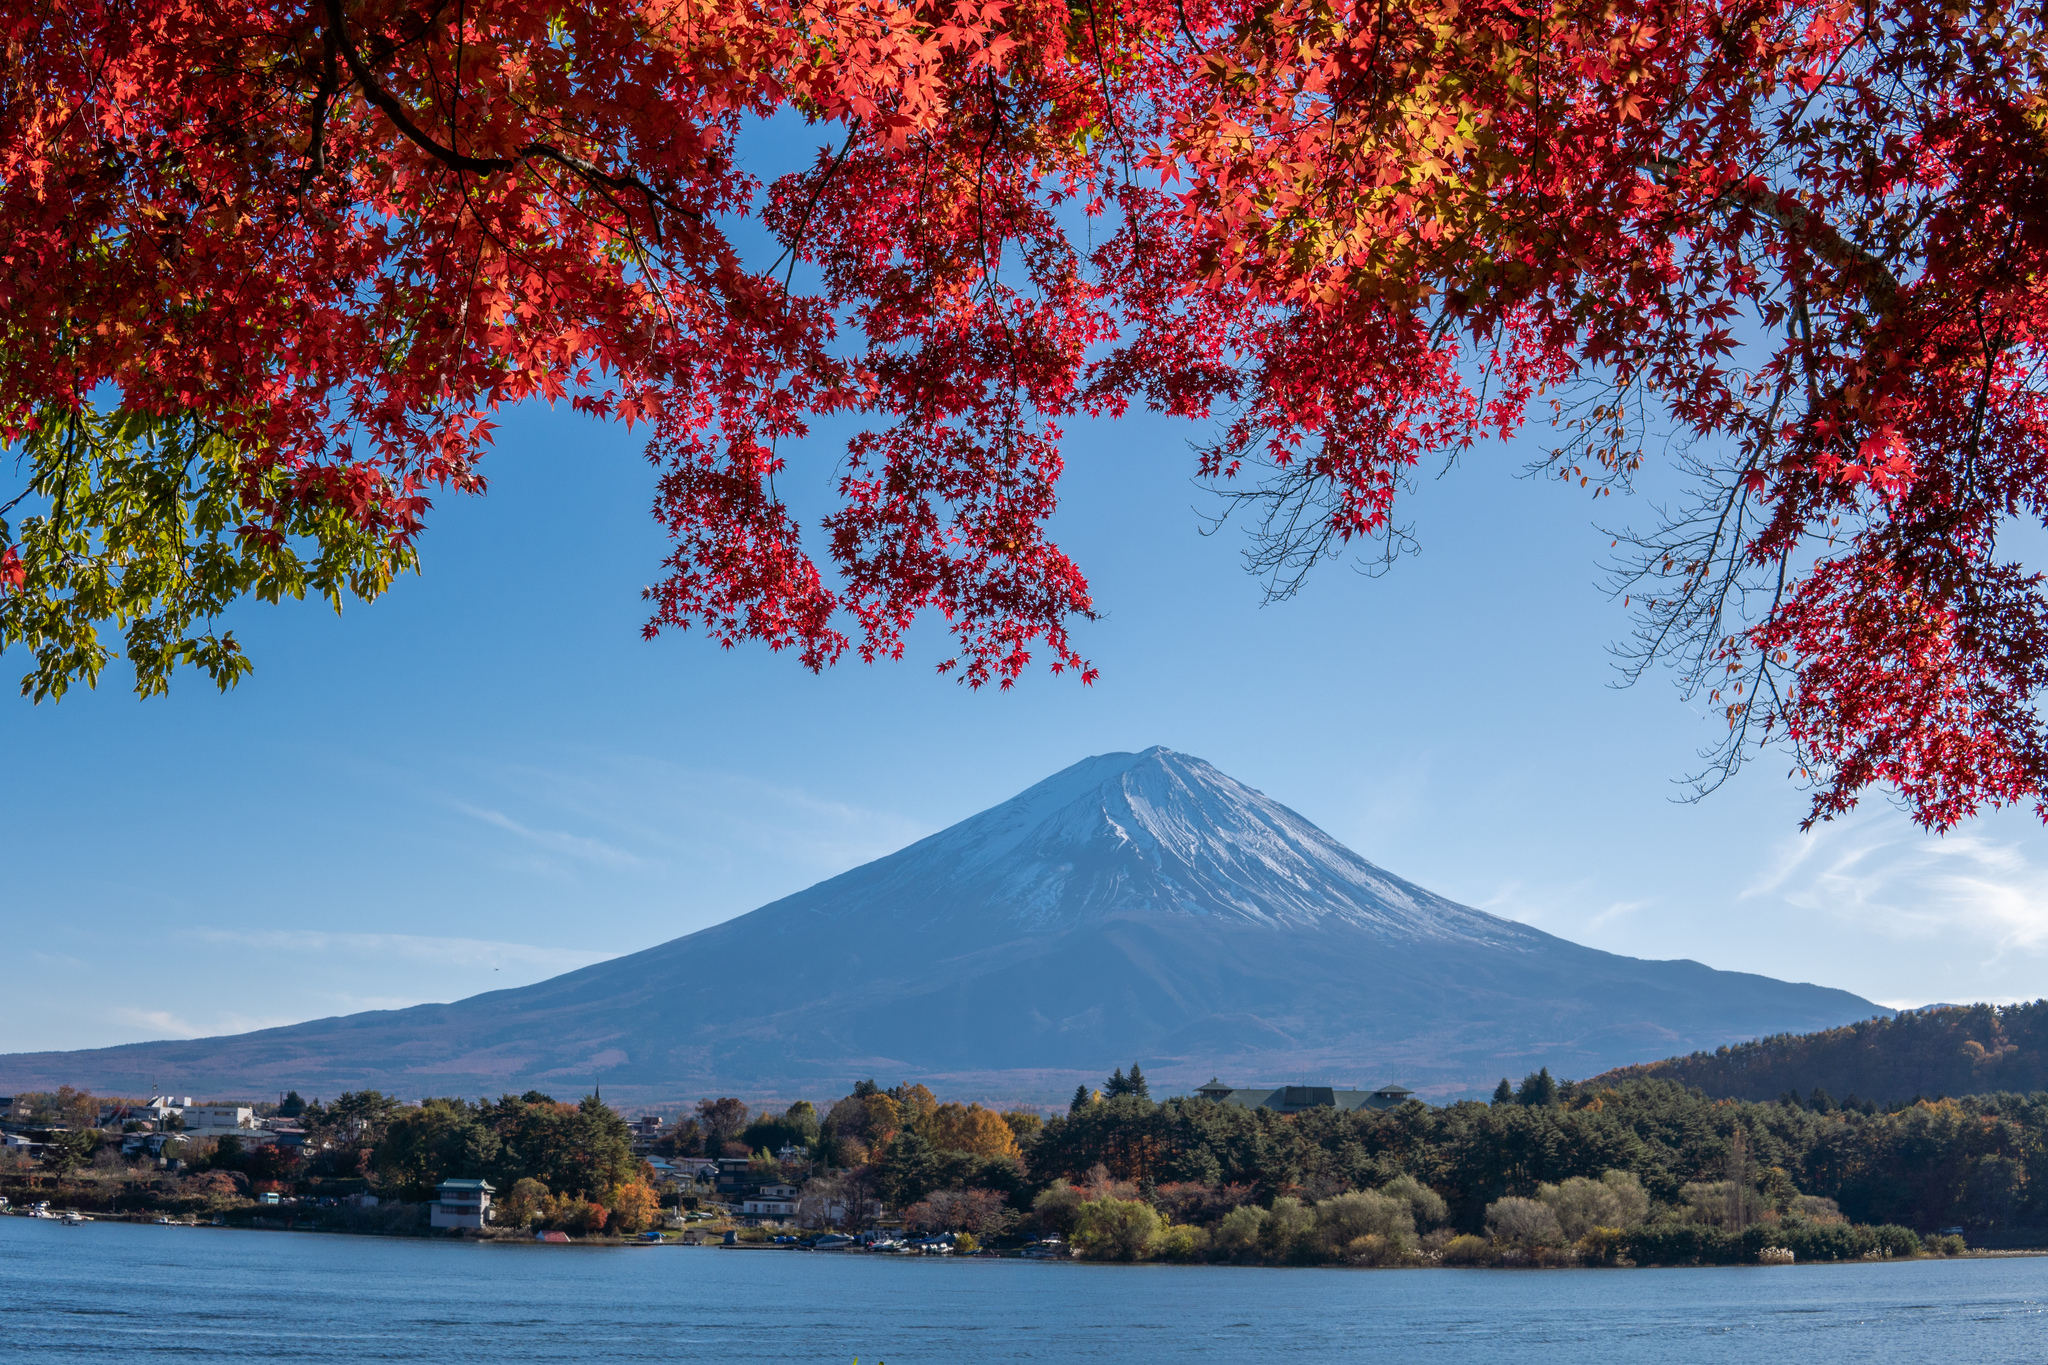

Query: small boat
(60, 1212), (87, 1226)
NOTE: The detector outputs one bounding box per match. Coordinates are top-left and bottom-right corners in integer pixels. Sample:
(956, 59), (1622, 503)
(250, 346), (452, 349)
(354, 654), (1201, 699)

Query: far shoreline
(10, 1214), (2042, 1268)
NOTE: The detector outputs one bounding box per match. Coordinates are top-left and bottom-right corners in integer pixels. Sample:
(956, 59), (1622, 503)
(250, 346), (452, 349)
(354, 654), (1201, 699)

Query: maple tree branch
(322, 0), (699, 228)
(1079, 0), (1137, 174)
(298, 22), (344, 194)
(1649, 159), (1901, 320)
(768, 128), (861, 294)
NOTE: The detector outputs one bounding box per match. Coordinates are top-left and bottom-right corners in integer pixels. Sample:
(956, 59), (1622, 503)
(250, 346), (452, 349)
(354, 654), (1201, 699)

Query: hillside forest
(1594, 1002), (2048, 1106)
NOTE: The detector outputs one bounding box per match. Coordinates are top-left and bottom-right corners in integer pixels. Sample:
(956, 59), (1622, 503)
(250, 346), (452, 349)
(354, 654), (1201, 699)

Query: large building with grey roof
(1193, 1079), (1416, 1113)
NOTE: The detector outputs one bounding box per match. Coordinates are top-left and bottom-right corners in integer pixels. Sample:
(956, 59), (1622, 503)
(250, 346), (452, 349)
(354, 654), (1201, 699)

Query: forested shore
(6, 1071), (2042, 1265)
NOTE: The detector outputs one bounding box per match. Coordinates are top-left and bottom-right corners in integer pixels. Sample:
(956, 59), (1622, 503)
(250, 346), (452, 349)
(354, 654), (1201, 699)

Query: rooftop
(1194, 1082), (1417, 1114)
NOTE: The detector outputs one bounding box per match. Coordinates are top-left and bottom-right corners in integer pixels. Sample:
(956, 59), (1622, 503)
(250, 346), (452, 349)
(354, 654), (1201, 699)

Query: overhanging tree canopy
(2, 0), (2043, 829)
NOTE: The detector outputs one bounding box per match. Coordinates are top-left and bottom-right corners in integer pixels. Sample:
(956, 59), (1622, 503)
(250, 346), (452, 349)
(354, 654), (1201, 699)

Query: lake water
(4, 1218), (2044, 1363)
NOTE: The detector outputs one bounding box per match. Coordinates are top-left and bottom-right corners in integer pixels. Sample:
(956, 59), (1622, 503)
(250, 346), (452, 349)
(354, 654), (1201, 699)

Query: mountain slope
(1591, 1000), (2048, 1106)
(0, 748), (1885, 1102)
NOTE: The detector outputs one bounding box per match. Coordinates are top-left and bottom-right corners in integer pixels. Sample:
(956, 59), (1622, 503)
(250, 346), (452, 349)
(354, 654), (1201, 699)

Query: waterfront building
(429, 1179), (494, 1230)
(742, 1183), (800, 1220)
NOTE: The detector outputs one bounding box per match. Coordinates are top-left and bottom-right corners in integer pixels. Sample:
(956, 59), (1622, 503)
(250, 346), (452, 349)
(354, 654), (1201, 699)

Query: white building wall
(430, 1204), (488, 1230)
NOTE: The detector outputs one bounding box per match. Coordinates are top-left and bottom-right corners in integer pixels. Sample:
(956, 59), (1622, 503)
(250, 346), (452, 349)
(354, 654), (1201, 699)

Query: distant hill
(1590, 1001), (2048, 1106)
(0, 747), (1886, 1104)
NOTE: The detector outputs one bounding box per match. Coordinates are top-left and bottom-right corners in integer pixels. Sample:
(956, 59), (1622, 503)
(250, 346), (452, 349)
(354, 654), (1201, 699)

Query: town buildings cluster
(0, 1091), (317, 1164)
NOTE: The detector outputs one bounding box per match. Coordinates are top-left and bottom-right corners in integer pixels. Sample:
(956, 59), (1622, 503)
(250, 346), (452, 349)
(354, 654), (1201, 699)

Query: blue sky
(6, 121), (2046, 1065)
(8, 389), (2048, 1061)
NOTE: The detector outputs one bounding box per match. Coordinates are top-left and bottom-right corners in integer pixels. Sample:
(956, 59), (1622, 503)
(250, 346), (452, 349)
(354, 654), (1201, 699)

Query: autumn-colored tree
(496, 1176), (551, 1228)
(887, 1083), (940, 1136)
(999, 1109), (1045, 1146)
(6, 0), (2048, 830)
(21, 1086), (99, 1129)
(859, 1093), (904, 1148)
(176, 1169), (251, 1217)
(605, 1178), (660, 1234)
(564, 1199), (610, 1235)
(925, 1102), (1023, 1161)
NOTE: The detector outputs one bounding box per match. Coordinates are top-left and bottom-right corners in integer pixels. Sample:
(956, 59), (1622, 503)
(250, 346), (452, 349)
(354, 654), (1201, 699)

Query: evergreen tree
(1516, 1068), (1558, 1106)
(278, 1090), (306, 1118)
(1105, 1067), (1130, 1097)
(874, 1130), (941, 1208)
(1491, 1079), (1514, 1106)
(1127, 1064), (1150, 1100)
(853, 1079), (880, 1098)
(1070, 1084), (1092, 1115)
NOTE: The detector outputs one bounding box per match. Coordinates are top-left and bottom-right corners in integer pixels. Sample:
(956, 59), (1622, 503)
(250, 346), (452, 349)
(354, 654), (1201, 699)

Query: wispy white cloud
(1474, 876), (1599, 929)
(108, 1007), (306, 1041)
(448, 801), (643, 869)
(183, 928), (618, 973)
(344, 747), (933, 909)
(1588, 898), (1654, 932)
(508, 752), (933, 872)
(1744, 809), (2048, 959)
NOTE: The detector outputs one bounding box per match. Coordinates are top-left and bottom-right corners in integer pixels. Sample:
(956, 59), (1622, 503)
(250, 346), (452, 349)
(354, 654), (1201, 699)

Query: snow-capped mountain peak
(769, 746), (1539, 946)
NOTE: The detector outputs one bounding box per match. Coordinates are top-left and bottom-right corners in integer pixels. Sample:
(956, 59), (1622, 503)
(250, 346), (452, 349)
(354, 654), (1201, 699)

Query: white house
(742, 1184), (799, 1220)
(430, 1179), (494, 1231)
(181, 1106), (255, 1133)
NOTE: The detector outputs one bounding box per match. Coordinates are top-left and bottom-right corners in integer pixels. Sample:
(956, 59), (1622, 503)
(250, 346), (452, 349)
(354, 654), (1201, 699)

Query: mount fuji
(0, 747), (1883, 1102)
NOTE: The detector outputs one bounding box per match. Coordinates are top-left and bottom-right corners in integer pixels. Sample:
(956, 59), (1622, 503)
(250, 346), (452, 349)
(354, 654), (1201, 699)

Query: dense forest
(1593, 1002), (2048, 1106)
(1013, 1077), (2042, 1243)
(671, 1068), (2044, 1262)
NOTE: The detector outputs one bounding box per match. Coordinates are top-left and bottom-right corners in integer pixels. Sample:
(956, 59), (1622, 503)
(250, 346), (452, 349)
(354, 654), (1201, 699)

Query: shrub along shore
(1036, 1169), (1947, 1266)
(5, 1069), (2041, 1265)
